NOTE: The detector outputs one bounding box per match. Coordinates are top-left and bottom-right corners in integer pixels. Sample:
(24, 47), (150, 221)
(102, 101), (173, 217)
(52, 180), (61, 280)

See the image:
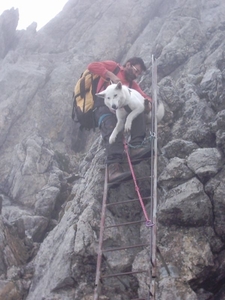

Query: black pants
(95, 105), (146, 164)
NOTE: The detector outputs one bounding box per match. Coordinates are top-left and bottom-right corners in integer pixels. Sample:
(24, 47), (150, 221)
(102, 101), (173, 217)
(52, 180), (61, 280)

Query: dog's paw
(124, 121), (131, 132)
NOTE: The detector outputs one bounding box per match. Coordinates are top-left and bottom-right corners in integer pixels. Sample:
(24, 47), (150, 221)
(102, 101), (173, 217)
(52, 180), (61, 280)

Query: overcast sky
(0, 0), (68, 30)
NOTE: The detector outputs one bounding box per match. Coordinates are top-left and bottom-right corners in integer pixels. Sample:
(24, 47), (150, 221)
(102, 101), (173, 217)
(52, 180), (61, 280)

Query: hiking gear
(95, 106), (146, 164)
(95, 106), (124, 164)
(72, 66), (120, 130)
(108, 163), (132, 184)
(98, 113), (112, 127)
(129, 146), (151, 163)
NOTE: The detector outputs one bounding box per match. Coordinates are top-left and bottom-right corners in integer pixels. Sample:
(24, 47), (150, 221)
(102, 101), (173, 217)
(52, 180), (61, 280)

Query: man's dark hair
(124, 57), (147, 71)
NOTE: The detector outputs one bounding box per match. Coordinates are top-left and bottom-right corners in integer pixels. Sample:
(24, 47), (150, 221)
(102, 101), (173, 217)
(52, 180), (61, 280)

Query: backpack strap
(98, 113), (112, 127)
(113, 65), (121, 76)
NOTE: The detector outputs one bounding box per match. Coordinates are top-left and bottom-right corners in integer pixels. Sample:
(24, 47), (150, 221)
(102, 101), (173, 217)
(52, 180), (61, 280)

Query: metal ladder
(93, 55), (159, 300)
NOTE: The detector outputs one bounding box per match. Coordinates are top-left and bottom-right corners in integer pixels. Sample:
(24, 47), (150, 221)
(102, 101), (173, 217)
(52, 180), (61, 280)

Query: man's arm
(87, 60), (121, 83)
(132, 81), (152, 102)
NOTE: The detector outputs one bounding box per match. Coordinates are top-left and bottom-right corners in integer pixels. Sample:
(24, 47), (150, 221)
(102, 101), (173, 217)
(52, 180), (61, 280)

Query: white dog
(96, 82), (164, 144)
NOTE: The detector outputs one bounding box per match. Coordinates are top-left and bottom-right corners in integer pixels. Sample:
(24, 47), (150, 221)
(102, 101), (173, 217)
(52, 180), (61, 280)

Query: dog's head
(96, 82), (126, 111)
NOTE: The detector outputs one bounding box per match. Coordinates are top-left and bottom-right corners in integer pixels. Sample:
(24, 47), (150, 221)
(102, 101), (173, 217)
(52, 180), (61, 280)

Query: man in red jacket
(88, 57), (152, 185)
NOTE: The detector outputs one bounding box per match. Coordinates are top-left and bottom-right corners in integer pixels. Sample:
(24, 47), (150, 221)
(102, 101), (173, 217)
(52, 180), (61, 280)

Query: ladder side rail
(152, 55), (158, 274)
(149, 54), (158, 300)
(150, 56), (156, 230)
(93, 167), (109, 300)
(149, 55), (157, 263)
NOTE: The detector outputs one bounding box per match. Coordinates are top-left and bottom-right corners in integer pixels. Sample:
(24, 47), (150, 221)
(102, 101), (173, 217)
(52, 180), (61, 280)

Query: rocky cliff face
(0, 0), (225, 299)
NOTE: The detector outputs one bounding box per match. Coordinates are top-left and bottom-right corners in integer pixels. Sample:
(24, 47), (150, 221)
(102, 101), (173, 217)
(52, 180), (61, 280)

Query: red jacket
(87, 60), (152, 101)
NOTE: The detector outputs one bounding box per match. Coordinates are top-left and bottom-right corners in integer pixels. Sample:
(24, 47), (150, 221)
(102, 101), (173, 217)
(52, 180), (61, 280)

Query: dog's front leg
(109, 109), (127, 144)
(124, 108), (144, 132)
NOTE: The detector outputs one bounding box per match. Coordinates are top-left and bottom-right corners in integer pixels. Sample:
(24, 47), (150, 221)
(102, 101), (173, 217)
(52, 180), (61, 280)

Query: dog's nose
(112, 104), (117, 110)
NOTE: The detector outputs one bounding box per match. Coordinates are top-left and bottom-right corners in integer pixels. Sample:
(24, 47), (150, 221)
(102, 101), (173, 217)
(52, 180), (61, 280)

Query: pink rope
(123, 140), (154, 227)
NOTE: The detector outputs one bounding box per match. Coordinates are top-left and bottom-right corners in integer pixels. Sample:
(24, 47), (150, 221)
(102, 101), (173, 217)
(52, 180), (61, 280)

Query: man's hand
(105, 70), (120, 83)
(144, 99), (152, 113)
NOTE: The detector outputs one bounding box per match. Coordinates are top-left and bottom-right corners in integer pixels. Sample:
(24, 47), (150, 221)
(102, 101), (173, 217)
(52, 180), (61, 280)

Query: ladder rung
(102, 269), (148, 278)
(136, 176), (152, 180)
(106, 196), (151, 207)
(124, 156), (151, 164)
(105, 220), (145, 228)
(103, 243), (149, 252)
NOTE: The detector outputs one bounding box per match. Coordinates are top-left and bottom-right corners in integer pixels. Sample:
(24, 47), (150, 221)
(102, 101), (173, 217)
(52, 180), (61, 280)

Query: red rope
(123, 140), (154, 227)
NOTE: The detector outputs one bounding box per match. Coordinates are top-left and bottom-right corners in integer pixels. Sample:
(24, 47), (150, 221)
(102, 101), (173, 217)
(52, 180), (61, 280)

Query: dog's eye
(114, 94), (117, 98)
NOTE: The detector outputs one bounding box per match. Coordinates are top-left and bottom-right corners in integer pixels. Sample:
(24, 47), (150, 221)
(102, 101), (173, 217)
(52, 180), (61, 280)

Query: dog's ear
(116, 81), (122, 90)
(96, 91), (106, 98)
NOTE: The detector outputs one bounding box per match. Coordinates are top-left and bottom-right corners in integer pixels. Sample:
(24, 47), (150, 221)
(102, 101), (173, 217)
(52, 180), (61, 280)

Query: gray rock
(187, 148), (222, 182)
(2, 206), (49, 242)
(157, 17), (205, 77)
(0, 0), (225, 299)
(156, 226), (214, 300)
(158, 157), (194, 189)
(171, 89), (215, 147)
(205, 167), (225, 240)
(200, 67), (225, 112)
(0, 8), (18, 58)
(0, 280), (23, 300)
(158, 178), (213, 226)
(211, 110), (225, 154)
(162, 139), (198, 159)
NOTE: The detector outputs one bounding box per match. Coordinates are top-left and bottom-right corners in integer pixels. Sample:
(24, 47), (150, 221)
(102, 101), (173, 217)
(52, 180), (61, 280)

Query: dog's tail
(157, 102), (165, 122)
(146, 101), (165, 123)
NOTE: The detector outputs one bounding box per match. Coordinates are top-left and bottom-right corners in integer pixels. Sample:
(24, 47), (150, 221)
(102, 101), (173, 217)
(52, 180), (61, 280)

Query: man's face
(124, 62), (143, 82)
